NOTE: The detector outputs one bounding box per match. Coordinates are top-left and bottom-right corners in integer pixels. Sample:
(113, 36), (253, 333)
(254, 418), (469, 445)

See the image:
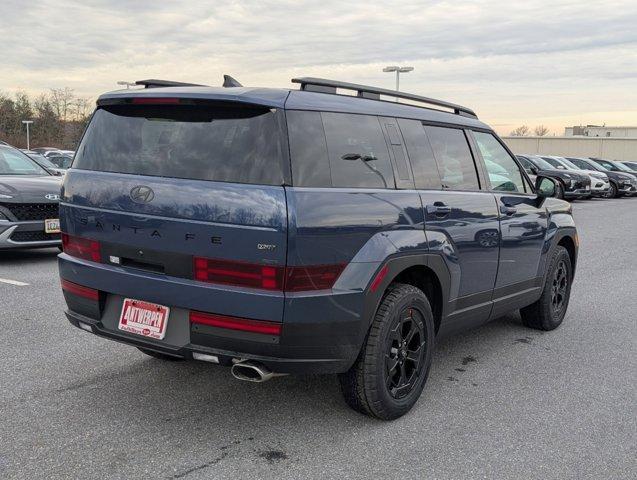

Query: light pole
(22, 120), (33, 150)
(117, 81), (136, 89)
(382, 66), (414, 99)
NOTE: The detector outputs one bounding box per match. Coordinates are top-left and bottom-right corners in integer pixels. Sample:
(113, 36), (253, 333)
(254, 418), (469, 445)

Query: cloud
(0, 0), (636, 133)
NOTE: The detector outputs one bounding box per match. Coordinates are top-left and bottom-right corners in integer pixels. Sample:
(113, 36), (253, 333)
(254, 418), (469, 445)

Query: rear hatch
(61, 98), (290, 321)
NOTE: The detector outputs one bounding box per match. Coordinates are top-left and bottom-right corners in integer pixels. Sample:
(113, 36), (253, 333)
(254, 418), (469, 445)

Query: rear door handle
(500, 205), (517, 216)
(426, 203), (452, 216)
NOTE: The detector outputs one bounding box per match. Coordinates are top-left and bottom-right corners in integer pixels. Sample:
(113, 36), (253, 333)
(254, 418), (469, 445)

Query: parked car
(569, 157), (636, 198)
(620, 161), (637, 172)
(543, 156), (610, 197)
(58, 77), (577, 420)
(590, 159), (637, 197)
(516, 155), (591, 200)
(20, 149), (66, 176)
(31, 147), (62, 156)
(0, 145), (62, 249)
(46, 154), (73, 170)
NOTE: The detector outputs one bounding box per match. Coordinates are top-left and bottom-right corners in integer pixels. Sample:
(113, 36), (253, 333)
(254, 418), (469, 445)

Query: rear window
(74, 104), (285, 185)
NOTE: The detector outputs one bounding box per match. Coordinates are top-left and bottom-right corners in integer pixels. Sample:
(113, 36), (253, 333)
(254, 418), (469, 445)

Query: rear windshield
(74, 104), (285, 185)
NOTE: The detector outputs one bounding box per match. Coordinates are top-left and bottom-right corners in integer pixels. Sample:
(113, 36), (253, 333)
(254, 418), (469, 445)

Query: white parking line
(0, 278), (30, 286)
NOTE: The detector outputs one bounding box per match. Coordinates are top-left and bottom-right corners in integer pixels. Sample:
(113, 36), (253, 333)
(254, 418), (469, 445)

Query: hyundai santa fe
(59, 77), (578, 419)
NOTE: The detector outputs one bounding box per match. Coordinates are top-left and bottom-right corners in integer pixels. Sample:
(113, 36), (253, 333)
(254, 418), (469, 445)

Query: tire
(338, 283), (435, 420)
(607, 182), (617, 198)
(520, 246), (572, 331)
(555, 181), (565, 200)
(137, 347), (183, 361)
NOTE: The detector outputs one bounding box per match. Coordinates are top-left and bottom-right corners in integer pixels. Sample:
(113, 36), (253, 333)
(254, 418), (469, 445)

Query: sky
(1, 0), (636, 135)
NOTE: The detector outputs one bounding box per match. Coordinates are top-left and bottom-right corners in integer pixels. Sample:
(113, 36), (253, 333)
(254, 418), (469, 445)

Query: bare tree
(534, 125), (549, 136)
(50, 87), (76, 121)
(510, 125), (530, 136)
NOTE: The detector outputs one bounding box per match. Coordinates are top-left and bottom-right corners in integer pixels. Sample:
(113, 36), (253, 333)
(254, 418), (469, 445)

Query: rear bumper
(59, 254), (363, 374)
(65, 309), (350, 373)
(0, 221), (61, 249)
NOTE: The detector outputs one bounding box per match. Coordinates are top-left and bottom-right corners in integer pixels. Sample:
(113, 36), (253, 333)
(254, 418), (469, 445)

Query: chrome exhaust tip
(231, 360), (284, 382)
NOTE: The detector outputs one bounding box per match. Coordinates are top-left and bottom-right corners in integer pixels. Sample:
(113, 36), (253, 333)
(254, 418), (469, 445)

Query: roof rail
(135, 79), (207, 89)
(291, 77), (477, 118)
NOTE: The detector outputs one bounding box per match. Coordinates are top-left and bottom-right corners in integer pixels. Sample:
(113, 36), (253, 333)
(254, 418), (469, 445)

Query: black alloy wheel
(550, 259), (568, 316)
(385, 306), (426, 399)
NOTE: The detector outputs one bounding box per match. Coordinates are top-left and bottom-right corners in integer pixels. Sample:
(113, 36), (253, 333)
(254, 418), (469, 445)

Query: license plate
(118, 299), (170, 340)
(585, 185), (590, 190)
(44, 218), (60, 234)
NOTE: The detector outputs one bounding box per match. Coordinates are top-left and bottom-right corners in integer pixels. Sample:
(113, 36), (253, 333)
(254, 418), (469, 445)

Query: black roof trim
(292, 77), (477, 118)
(135, 79), (208, 89)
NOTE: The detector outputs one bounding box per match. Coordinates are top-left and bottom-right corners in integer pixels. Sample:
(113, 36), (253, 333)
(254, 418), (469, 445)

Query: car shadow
(0, 247), (59, 265)
(53, 311), (534, 442)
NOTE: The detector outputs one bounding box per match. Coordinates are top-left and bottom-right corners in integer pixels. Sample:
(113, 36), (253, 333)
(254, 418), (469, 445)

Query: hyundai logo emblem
(45, 194), (60, 200)
(130, 185), (155, 204)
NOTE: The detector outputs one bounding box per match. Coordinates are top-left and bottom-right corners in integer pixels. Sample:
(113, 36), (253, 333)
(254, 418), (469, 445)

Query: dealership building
(503, 125), (637, 161)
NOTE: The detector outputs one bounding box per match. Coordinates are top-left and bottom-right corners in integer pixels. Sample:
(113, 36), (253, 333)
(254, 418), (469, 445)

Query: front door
(470, 131), (548, 290)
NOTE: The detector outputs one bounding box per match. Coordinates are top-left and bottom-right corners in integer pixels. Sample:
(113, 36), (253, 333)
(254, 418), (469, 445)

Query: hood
(0, 175), (63, 203)
(604, 170), (635, 182)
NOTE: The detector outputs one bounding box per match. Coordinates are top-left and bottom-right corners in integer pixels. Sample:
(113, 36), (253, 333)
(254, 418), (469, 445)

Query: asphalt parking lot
(0, 197), (635, 480)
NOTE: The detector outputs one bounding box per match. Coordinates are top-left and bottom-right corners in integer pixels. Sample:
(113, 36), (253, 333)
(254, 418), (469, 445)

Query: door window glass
(474, 131), (526, 193)
(424, 126), (479, 190)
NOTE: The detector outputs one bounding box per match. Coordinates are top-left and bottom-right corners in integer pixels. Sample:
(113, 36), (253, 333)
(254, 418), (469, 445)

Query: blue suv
(59, 77), (578, 419)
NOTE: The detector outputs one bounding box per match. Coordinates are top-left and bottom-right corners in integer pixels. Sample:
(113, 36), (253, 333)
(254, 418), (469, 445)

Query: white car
(543, 156), (610, 197)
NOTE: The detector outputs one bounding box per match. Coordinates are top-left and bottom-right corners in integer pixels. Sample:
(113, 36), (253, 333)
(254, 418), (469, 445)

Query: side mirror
(536, 176), (557, 198)
(529, 165), (539, 175)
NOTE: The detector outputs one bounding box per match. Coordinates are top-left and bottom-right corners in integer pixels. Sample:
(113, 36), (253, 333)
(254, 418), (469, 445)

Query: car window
(592, 159), (618, 171)
(74, 105), (285, 185)
(516, 156), (535, 174)
(321, 112), (394, 189)
(397, 118), (441, 189)
(424, 126), (479, 190)
(0, 147), (49, 175)
(566, 158), (589, 170)
(287, 110), (331, 187)
(473, 132), (525, 193)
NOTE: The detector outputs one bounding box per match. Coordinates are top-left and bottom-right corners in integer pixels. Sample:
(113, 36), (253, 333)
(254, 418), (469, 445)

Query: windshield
(613, 161), (634, 173)
(540, 157), (566, 169)
(566, 158), (590, 170)
(28, 153), (58, 169)
(556, 157), (581, 170)
(0, 147), (49, 175)
(623, 162), (637, 171)
(74, 104), (285, 185)
(529, 156), (555, 170)
(591, 159), (618, 171)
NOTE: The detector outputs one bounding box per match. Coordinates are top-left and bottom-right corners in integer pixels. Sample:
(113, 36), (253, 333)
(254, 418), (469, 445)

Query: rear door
(470, 131), (548, 293)
(63, 101), (289, 321)
(399, 119), (500, 331)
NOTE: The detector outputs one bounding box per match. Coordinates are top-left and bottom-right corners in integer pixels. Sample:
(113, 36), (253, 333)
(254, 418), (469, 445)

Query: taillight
(284, 264), (345, 292)
(193, 257), (344, 292)
(62, 233), (102, 262)
(190, 311), (281, 336)
(61, 279), (99, 301)
(61, 234), (101, 262)
(194, 257), (285, 291)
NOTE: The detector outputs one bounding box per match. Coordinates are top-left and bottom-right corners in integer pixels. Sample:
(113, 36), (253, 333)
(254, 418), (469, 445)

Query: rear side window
(397, 118), (441, 189)
(287, 111), (395, 188)
(424, 126), (479, 190)
(322, 113), (394, 189)
(74, 105), (285, 185)
(287, 110), (331, 187)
